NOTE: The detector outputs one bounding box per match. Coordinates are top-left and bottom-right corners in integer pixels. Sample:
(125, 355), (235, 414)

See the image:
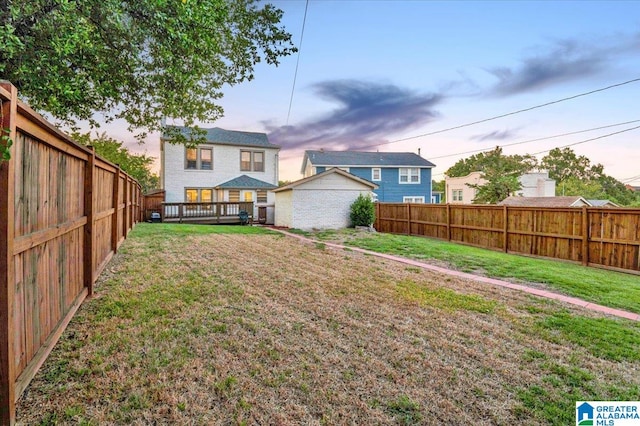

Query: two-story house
(300, 150), (436, 203)
(445, 170), (556, 204)
(160, 127), (279, 222)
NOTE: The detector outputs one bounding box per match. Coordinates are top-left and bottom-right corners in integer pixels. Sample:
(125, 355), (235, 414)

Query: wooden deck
(161, 202), (254, 224)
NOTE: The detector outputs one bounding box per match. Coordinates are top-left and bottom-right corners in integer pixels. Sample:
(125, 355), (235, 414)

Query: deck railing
(161, 202), (254, 223)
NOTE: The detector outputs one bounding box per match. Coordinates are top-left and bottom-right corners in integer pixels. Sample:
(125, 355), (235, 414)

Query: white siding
(274, 190), (293, 227)
(517, 172), (556, 197)
(290, 189), (372, 230)
(162, 141), (279, 202)
(275, 171), (376, 230)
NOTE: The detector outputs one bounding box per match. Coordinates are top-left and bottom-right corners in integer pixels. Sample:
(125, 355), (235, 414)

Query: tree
(1, 1), (296, 138)
(540, 147), (601, 181)
(446, 147), (537, 204)
(541, 148), (635, 205)
(73, 132), (159, 192)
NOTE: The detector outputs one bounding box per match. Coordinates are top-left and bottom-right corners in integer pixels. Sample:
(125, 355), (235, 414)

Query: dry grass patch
(16, 224), (640, 425)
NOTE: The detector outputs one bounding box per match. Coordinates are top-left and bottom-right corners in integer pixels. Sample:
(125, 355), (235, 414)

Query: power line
(429, 119), (640, 160)
(428, 125), (640, 180)
(286, 0), (310, 126)
(531, 124), (640, 155)
(621, 174), (640, 183)
(279, 118), (640, 162)
(356, 76), (640, 150)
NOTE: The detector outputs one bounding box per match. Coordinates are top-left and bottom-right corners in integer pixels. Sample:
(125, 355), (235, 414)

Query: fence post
(123, 176), (130, 236)
(84, 147), (96, 296)
(375, 202), (379, 230)
(0, 81), (18, 425)
(503, 205), (508, 253)
(446, 204), (451, 241)
(111, 166), (120, 254)
(582, 206), (589, 266)
(406, 203), (411, 235)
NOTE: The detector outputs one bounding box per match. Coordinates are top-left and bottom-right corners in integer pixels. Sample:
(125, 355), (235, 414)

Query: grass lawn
(16, 223), (640, 425)
(298, 229), (640, 315)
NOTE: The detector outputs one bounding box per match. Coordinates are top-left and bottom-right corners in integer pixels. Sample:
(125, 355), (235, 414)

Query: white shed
(274, 168), (378, 230)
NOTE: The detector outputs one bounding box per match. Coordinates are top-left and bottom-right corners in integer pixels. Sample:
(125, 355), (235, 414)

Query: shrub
(350, 193), (375, 227)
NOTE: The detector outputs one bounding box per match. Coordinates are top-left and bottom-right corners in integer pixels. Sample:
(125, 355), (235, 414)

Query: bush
(350, 193), (376, 227)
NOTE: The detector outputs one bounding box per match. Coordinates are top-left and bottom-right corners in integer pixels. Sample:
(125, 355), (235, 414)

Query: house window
(229, 190), (240, 202)
(372, 168), (381, 181)
(200, 148), (212, 170)
(256, 190), (268, 203)
(254, 152), (264, 172)
(240, 150), (265, 172)
(399, 168), (420, 184)
(452, 190), (463, 202)
(240, 151), (252, 171)
(186, 148), (197, 169)
(403, 196), (425, 203)
(201, 189), (213, 203)
(185, 147), (213, 170)
(185, 188), (198, 202)
(244, 191), (253, 202)
(185, 188), (214, 203)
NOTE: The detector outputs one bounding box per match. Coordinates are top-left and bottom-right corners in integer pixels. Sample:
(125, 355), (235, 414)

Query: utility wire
(356, 77), (640, 150)
(621, 174), (640, 183)
(279, 119), (640, 162)
(428, 125), (640, 179)
(429, 119), (640, 160)
(286, 0), (310, 126)
(531, 125), (640, 155)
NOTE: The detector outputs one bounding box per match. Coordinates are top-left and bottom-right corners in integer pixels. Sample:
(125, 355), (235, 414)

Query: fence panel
(374, 202), (640, 275)
(409, 204), (448, 239)
(588, 209), (640, 271)
(0, 82), (141, 424)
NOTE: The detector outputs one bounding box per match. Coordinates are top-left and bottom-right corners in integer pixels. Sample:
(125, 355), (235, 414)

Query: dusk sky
(102, 0), (640, 184)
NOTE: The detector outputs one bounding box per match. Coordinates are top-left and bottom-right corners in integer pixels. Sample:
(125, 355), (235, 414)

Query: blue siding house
(301, 150), (436, 203)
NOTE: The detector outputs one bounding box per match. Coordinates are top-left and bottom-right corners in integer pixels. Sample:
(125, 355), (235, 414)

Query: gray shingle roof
(587, 199), (619, 207)
(274, 167), (378, 192)
(164, 126), (279, 149)
(303, 150), (435, 169)
(498, 196), (588, 207)
(215, 175), (277, 189)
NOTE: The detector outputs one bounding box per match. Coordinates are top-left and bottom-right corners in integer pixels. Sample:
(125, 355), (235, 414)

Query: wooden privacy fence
(0, 82), (142, 424)
(375, 203), (640, 274)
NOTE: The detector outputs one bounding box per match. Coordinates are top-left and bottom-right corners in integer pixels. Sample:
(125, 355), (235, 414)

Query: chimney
(418, 148), (421, 157)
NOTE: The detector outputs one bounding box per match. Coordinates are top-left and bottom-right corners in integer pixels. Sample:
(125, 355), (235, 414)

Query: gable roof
(215, 175), (278, 190)
(163, 126), (279, 149)
(274, 167), (378, 192)
(302, 150), (435, 173)
(498, 196), (589, 207)
(587, 199), (620, 207)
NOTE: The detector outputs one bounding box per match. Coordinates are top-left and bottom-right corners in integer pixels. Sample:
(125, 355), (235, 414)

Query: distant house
(625, 184), (640, 192)
(161, 126), (279, 223)
(431, 191), (444, 204)
(274, 168), (378, 230)
(445, 171), (556, 204)
(499, 196), (590, 207)
(445, 171), (485, 204)
(517, 171), (556, 197)
(301, 150), (435, 203)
